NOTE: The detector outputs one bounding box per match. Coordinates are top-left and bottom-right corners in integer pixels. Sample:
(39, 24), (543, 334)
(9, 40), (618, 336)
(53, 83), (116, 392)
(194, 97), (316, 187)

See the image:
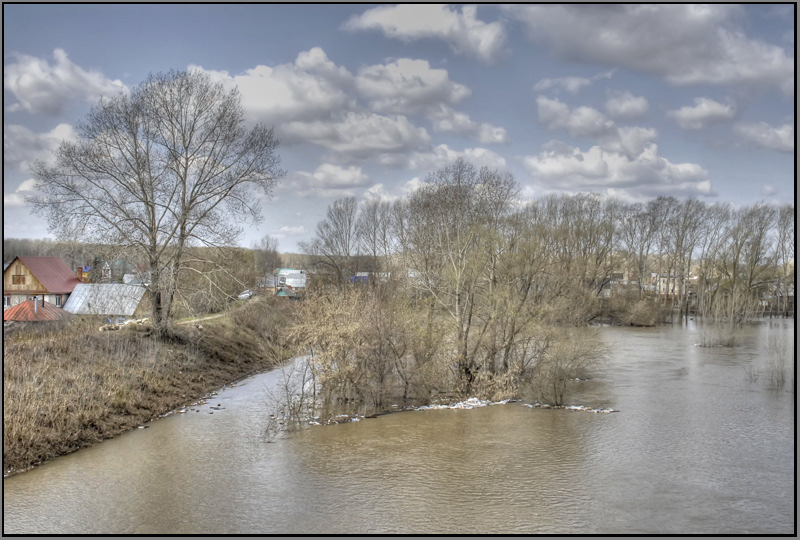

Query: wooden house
(3, 256), (81, 310)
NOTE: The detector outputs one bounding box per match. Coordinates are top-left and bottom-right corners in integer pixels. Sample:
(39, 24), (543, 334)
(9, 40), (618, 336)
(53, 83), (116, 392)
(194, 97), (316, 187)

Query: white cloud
(605, 91), (649, 119)
(734, 122), (793, 152)
(16, 178), (39, 192)
(404, 177), (424, 193)
(277, 225), (307, 235)
(281, 112), (431, 159)
(3, 193), (26, 207)
(3, 123), (78, 172)
(536, 97), (660, 160)
(760, 185), (777, 196)
(523, 141), (713, 197)
(510, 5), (794, 95)
(3, 178), (39, 207)
(601, 126), (659, 158)
(408, 144), (507, 172)
(363, 183), (399, 204)
(356, 58), (470, 114)
(354, 58), (507, 145)
(536, 96), (616, 138)
(428, 104), (508, 144)
(533, 70), (615, 94)
(344, 4), (506, 63)
(667, 98), (736, 129)
(189, 47), (355, 125)
(478, 124), (509, 144)
(288, 163), (371, 198)
(4, 48), (126, 116)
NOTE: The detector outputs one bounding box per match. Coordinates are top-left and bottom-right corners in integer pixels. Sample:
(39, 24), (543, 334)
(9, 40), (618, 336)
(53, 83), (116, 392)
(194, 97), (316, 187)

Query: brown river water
(3, 319), (794, 534)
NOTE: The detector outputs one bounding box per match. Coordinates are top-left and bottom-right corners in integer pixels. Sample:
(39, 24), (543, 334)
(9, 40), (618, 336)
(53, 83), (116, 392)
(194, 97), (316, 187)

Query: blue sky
(3, 4), (795, 252)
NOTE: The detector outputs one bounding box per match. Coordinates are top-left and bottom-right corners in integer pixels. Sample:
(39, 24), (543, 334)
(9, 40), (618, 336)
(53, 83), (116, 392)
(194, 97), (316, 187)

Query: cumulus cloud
(522, 140), (714, 197)
(289, 163), (371, 198)
(192, 49), (500, 154)
(4, 48), (126, 116)
(533, 69), (615, 94)
(362, 183), (399, 203)
(510, 5), (794, 95)
(536, 97), (660, 160)
(344, 4), (506, 63)
(3, 178), (39, 207)
(408, 144), (507, 172)
(3, 123), (77, 172)
(428, 104), (508, 143)
(734, 121), (793, 152)
(356, 58), (470, 114)
(189, 47), (355, 125)
(281, 112), (431, 159)
(605, 91), (649, 119)
(667, 98), (736, 129)
(536, 96), (616, 138)
(601, 126), (659, 158)
(354, 57), (508, 144)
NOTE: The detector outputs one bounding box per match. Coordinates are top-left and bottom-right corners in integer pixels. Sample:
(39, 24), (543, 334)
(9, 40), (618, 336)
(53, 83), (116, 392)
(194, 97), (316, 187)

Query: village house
(3, 256), (82, 310)
(62, 283), (148, 324)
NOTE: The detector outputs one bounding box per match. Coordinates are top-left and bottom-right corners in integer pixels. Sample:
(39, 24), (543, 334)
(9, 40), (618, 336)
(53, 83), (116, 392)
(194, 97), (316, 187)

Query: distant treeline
(3, 238), (98, 271)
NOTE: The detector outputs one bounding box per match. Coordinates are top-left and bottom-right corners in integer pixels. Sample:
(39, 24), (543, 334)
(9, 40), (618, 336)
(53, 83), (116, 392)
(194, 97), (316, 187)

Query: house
(3, 297), (71, 323)
(62, 283), (148, 324)
(275, 268), (308, 289)
(275, 286), (301, 300)
(3, 256), (81, 310)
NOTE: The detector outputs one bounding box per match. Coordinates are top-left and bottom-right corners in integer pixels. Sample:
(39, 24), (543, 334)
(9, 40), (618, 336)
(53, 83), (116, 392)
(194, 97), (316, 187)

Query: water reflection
(3, 320), (794, 534)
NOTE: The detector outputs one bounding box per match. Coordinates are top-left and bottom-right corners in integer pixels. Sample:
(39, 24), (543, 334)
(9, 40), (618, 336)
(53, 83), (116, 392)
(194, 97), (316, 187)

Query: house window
(55, 295), (63, 307)
(3, 296), (10, 308)
(12, 275), (26, 285)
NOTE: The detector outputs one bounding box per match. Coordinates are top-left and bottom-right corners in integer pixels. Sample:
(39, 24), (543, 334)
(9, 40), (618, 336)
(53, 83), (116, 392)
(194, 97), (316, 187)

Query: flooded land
(3, 319), (794, 534)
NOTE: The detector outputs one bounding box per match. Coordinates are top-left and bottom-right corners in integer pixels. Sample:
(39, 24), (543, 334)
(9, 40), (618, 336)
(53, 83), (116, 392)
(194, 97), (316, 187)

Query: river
(3, 319), (795, 534)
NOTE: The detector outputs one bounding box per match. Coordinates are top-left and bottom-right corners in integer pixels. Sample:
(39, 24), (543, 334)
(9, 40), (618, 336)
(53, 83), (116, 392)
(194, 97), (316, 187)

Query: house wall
(4, 293), (67, 309)
(3, 259), (48, 295)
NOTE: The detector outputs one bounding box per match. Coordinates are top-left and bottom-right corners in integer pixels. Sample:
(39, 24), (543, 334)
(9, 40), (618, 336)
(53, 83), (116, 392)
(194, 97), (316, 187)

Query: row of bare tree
(290, 159), (793, 410)
(303, 159), (794, 322)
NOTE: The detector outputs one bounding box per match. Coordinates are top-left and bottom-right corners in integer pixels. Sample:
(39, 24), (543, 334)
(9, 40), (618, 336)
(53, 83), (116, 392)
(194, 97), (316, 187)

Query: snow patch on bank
(524, 403), (618, 414)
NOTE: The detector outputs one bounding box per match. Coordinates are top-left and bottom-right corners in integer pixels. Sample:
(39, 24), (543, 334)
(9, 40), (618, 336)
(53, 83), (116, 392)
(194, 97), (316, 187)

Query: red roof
(14, 256), (81, 293)
(4, 299), (70, 322)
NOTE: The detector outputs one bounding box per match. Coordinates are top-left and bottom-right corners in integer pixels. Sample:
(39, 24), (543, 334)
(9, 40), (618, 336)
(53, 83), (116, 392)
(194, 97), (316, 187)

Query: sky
(3, 4), (795, 252)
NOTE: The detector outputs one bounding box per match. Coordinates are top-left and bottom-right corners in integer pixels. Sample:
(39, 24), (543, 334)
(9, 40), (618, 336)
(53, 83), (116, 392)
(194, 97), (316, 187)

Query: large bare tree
(30, 70), (284, 336)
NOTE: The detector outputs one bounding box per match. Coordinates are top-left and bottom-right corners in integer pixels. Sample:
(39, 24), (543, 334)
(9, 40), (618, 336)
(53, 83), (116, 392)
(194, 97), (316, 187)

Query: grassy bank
(3, 297), (291, 475)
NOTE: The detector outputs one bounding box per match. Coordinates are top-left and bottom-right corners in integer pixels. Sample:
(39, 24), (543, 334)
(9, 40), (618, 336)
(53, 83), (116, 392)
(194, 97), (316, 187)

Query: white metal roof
(63, 283), (146, 316)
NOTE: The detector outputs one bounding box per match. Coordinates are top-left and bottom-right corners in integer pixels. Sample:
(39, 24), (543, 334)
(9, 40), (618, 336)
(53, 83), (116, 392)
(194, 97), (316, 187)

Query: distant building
(276, 268), (308, 289)
(3, 256), (81, 310)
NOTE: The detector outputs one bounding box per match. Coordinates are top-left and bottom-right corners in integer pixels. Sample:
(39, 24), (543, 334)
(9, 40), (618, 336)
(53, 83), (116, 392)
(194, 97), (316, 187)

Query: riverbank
(3, 297), (290, 475)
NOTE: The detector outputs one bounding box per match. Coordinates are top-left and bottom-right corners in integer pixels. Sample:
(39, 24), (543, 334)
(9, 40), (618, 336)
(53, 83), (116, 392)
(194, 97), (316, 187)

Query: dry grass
(3, 297), (291, 474)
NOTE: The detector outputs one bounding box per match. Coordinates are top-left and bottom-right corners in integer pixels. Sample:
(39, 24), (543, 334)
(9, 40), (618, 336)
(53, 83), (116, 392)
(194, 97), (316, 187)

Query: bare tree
(30, 70), (284, 337)
(617, 202), (658, 297)
(300, 197), (360, 284)
(356, 199), (393, 273)
(773, 204), (794, 317)
(253, 234), (282, 284)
